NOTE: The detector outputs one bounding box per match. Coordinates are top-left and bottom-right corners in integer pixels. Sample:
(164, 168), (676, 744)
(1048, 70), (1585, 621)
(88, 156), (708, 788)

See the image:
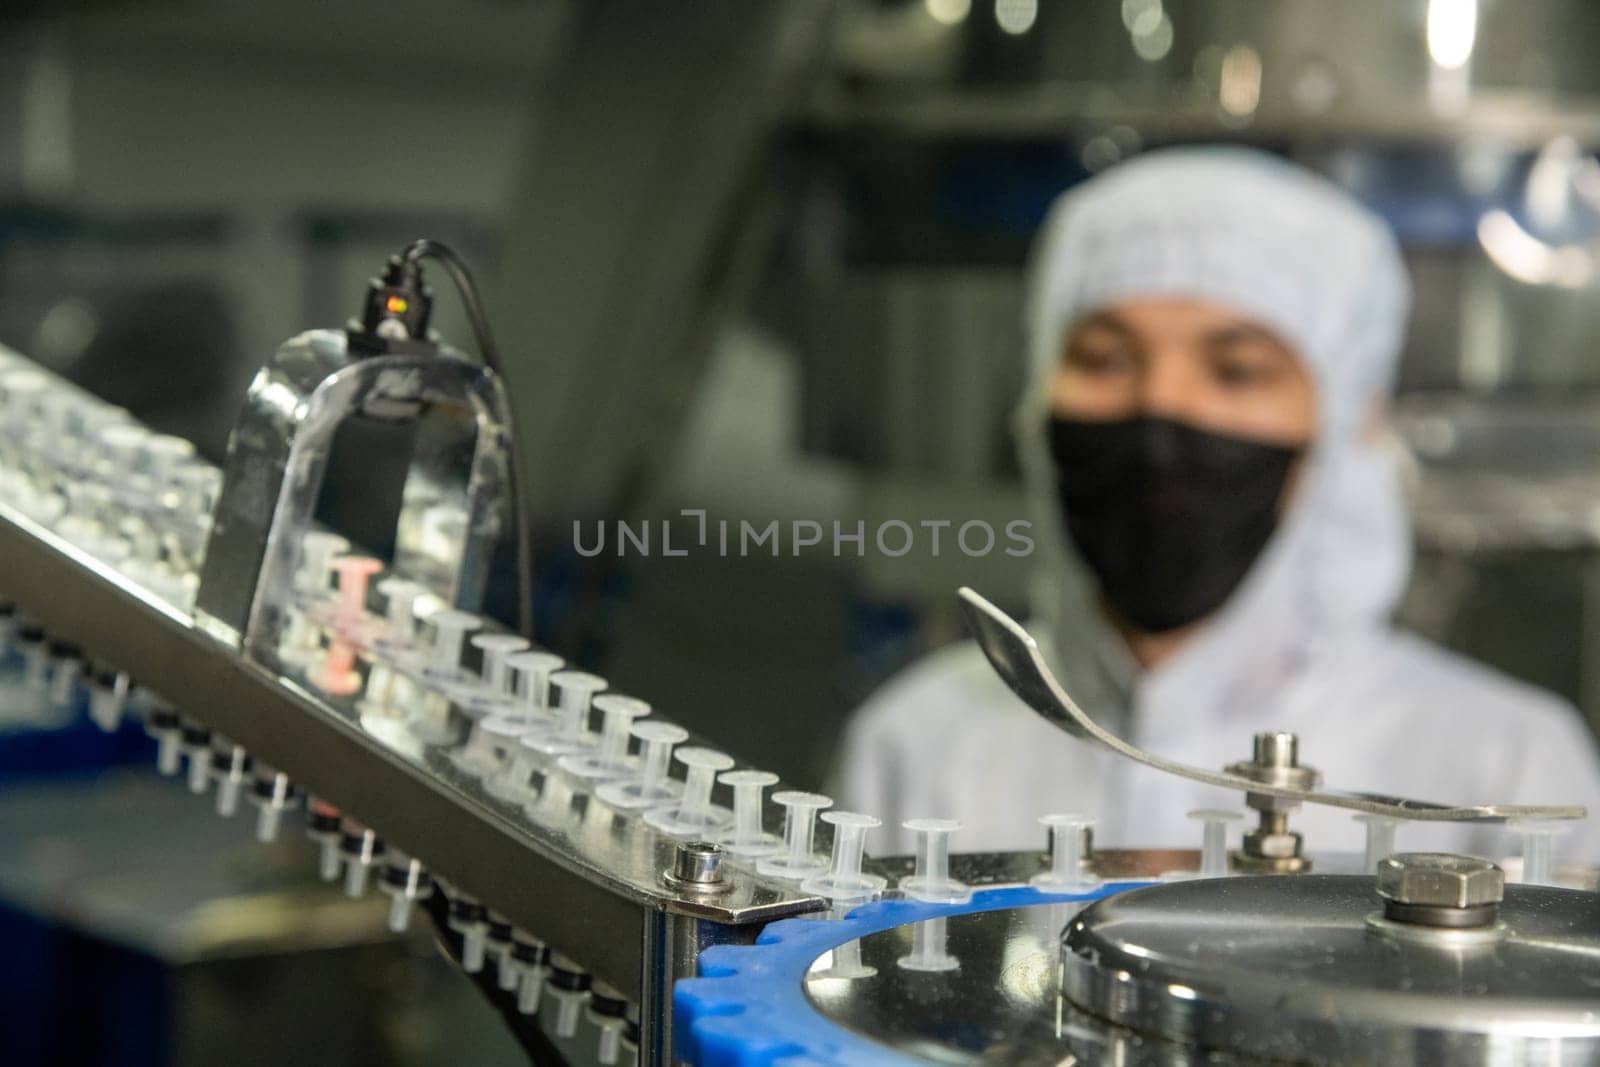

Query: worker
(839, 146), (1600, 863)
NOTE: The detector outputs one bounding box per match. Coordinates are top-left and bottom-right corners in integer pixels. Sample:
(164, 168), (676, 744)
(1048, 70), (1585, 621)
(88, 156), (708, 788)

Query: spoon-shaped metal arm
(956, 586), (1585, 824)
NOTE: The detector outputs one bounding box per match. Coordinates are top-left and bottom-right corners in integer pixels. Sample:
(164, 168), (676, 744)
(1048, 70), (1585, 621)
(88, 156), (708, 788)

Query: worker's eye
(1065, 341), (1136, 376)
(1208, 346), (1282, 389)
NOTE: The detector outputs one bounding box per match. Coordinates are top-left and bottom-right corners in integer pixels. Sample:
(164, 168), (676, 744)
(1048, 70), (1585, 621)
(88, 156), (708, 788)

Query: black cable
(400, 238), (536, 643)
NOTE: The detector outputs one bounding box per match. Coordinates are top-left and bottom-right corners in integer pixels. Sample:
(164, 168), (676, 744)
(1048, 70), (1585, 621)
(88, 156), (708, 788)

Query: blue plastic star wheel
(675, 881), (1151, 1067)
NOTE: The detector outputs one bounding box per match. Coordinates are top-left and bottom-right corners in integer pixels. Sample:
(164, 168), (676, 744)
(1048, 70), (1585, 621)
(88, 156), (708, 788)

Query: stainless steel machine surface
(3, 296), (1598, 1065)
(1062, 873), (1600, 1064)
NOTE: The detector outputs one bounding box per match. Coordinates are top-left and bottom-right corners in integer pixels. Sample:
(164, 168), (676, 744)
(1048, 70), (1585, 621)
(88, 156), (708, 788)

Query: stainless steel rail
(0, 497), (824, 1062)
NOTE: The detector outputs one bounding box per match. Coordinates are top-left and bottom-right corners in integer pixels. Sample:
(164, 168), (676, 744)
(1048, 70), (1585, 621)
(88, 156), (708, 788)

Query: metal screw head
(666, 841), (728, 892)
(1376, 852), (1504, 908)
(1252, 731), (1298, 768)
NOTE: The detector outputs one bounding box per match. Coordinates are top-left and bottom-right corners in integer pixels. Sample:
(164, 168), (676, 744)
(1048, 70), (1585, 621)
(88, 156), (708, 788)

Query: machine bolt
(667, 841), (727, 891)
(1376, 852), (1504, 928)
(1226, 731), (1316, 874)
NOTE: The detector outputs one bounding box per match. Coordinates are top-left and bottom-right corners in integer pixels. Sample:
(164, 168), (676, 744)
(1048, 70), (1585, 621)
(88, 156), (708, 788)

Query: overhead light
(995, 0), (1038, 36)
(1131, 13), (1173, 62)
(924, 0), (971, 27)
(1219, 44), (1262, 116)
(1477, 209), (1595, 288)
(1427, 0), (1477, 70)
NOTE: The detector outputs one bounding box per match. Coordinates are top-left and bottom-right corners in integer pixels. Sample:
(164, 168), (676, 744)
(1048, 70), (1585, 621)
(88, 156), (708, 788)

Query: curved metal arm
(956, 587), (1585, 824)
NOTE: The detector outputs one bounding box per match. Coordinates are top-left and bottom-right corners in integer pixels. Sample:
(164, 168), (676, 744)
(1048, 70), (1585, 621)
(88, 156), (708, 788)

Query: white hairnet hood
(841, 146), (1600, 861)
(1016, 145), (1414, 734)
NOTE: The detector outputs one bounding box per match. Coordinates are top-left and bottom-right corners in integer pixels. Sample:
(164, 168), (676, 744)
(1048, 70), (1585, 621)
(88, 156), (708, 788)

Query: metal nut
(1246, 830), (1302, 859)
(1376, 853), (1504, 908)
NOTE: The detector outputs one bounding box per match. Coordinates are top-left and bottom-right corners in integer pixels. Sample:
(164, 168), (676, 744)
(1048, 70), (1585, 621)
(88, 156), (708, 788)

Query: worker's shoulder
(1370, 627), (1582, 733)
(846, 639), (1021, 741)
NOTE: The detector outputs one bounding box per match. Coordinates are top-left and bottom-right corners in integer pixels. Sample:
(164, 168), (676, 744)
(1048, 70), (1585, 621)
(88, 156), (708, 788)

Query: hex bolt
(756, 791), (833, 880)
(594, 721), (687, 810)
(1189, 809), (1244, 878)
(643, 747), (735, 837)
(716, 770), (782, 857)
(899, 818), (971, 903)
(423, 609), (483, 682)
(1032, 813), (1099, 891)
(801, 811), (887, 904)
(562, 694), (652, 780)
(1354, 813), (1402, 874)
(1376, 852), (1504, 928)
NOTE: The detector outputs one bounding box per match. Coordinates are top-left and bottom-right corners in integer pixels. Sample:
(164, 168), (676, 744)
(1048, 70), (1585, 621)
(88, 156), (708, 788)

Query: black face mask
(1047, 415), (1305, 634)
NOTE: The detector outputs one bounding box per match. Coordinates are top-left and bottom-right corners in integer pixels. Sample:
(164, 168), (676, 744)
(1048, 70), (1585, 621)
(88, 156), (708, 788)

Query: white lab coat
(838, 147), (1600, 862)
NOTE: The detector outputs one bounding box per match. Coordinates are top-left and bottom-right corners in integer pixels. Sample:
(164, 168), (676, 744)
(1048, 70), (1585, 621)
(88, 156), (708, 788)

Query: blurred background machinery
(4, 0), (1600, 861)
(7, 2), (1600, 1063)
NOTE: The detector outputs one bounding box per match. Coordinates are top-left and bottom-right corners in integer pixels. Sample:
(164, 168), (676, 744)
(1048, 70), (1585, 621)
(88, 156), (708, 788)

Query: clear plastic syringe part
(505, 650), (564, 717)
(296, 530), (350, 596)
(1032, 812), (1099, 891)
(332, 555), (384, 635)
(594, 721), (687, 810)
(522, 669), (606, 755)
(463, 633), (529, 713)
(454, 636), (536, 775)
(422, 608), (482, 685)
(899, 818), (971, 903)
(1354, 812), (1402, 874)
(1511, 817), (1570, 885)
(801, 810), (887, 904)
(1189, 809), (1243, 878)
(642, 747), (735, 837)
(755, 790), (832, 880)
(715, 769), (781, 858)
(560, 694), (651, 780)
(898, 915), (958, 974)
(374, 576), (428, 650)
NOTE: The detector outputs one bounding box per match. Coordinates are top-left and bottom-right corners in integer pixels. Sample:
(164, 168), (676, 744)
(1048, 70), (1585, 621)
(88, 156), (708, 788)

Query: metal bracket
(956, 586), (1585, 823)
(194, 329), (512, 656)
